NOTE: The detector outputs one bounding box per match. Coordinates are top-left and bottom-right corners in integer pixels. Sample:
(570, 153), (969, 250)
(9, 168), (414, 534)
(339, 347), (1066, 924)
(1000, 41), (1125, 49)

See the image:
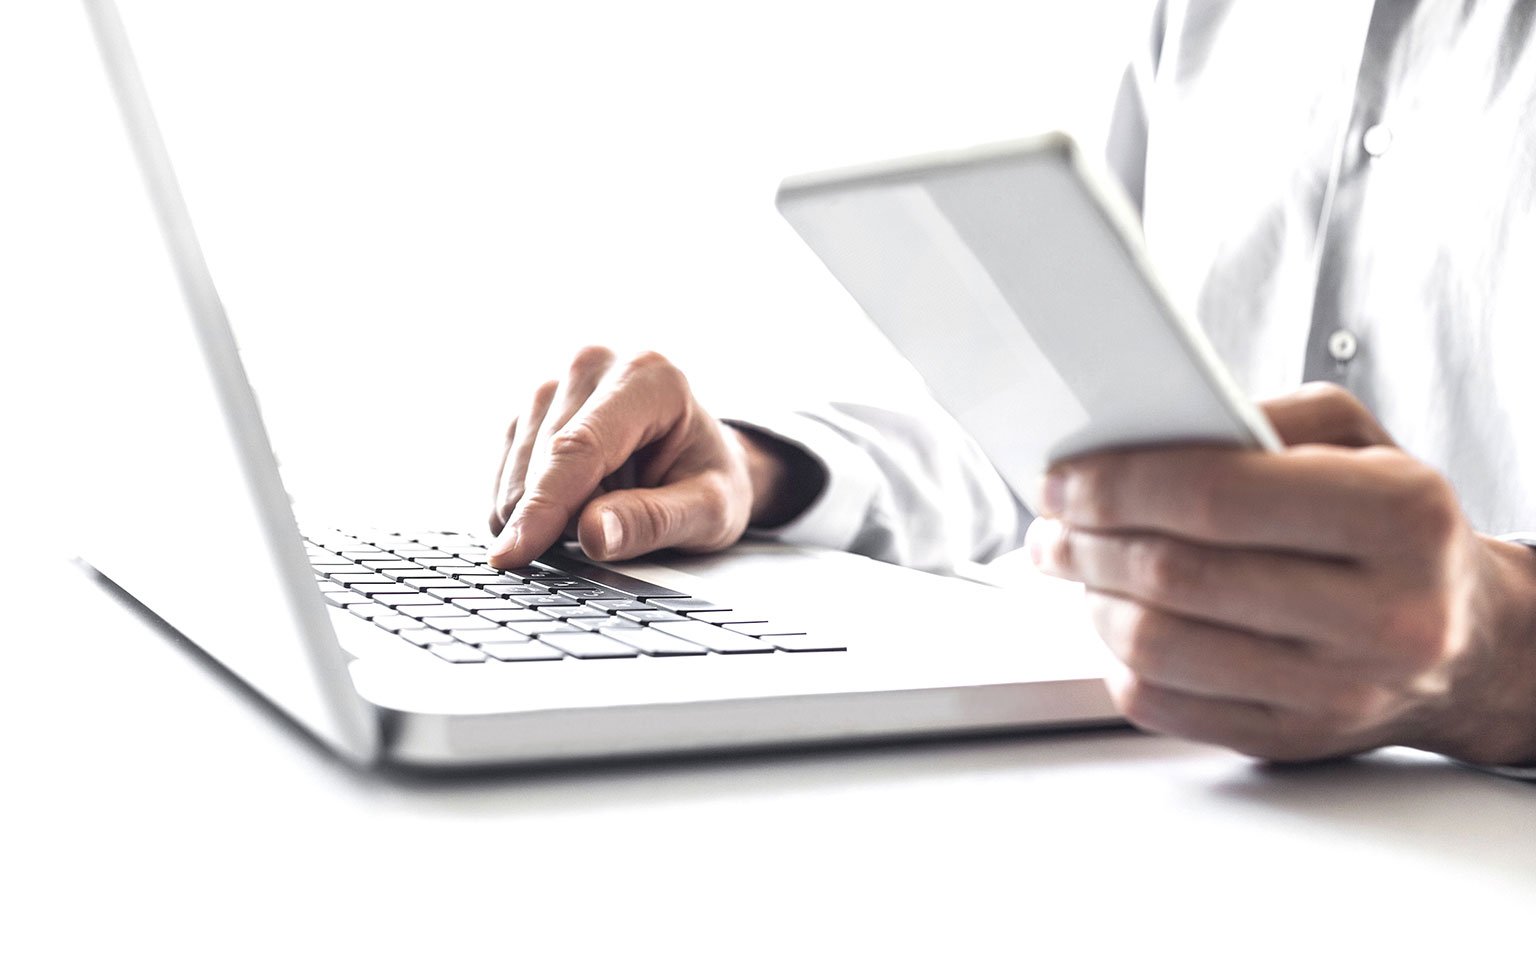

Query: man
(484, 2), (1536, 774)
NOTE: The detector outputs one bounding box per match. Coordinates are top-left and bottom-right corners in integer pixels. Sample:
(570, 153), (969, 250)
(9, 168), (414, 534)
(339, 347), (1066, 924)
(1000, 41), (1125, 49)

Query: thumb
(1259, 382), (1395, 448)
(575, 473), (745, 562)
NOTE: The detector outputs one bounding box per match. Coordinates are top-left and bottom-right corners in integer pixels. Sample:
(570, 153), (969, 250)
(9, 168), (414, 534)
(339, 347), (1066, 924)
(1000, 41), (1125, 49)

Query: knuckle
(1377, 460), (1461, 549)
(1310, 381), (1367, 424)
(685, 476), (743, 552)
(1377, 600), (1454, 672)
(1137, 540), (1204, 602)
(1069, 462), (1116, 526)
(1117, 605), (1170, 676)
(547, 421), (606, 464)
(625, 350), (689, 392)
(631, 494), (679, 543)
(1298, 381), (1368, 427)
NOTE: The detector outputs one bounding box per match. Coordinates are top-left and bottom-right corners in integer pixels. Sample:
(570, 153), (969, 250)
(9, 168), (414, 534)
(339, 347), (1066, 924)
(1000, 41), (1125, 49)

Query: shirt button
(1328, 329), (1359, 362)
(1362, 123), (1393, 158)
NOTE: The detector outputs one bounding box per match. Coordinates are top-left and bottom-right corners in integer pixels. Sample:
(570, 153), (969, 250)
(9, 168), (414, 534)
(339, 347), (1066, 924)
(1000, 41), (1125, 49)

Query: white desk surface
(7, 555), (1533, 959)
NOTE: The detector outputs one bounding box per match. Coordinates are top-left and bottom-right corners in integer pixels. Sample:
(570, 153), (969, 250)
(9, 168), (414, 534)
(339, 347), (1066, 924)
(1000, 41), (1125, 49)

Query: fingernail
(600, 510), (624, 556)
(491, 522), (520, 563)
(1034, 470), (1067, 516)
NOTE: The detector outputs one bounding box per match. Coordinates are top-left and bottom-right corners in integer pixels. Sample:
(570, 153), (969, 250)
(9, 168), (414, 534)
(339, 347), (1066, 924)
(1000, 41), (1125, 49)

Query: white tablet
(776, 133), (1282, 514)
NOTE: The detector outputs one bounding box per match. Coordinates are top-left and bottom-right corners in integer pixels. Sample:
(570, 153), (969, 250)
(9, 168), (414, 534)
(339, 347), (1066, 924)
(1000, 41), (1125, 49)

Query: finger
(1040, 443), (1426, 557)
(1110, 671), (1347, 763)
(489, 416), (519, 535)
(1028, 518), (1373, 646)
(490, 379), (559, 534)
(489, 353), (692, 569)
(575, 472), (746, 562)
(1086, 592), (1382, 716)
(540, 345), (617, 438)
(1259, 382), (1394, 448)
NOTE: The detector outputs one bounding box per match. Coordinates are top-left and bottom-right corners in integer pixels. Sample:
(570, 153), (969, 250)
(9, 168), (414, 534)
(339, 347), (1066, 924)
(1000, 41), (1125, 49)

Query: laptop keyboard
(306, 529), (844, 663)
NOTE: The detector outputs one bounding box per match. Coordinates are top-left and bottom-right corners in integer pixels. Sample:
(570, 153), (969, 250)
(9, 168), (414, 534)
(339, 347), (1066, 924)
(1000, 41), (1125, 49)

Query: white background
(2, 0), (1141, 540)
(6, 7), (1536, 958)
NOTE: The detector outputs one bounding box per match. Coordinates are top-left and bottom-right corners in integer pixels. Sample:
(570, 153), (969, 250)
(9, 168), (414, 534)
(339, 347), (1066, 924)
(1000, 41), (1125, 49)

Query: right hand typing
(487, 346), (798, 570)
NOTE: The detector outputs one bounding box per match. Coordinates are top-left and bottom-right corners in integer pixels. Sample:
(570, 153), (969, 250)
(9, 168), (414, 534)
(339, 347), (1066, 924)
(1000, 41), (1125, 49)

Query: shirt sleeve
(724, 397), (1032, 574)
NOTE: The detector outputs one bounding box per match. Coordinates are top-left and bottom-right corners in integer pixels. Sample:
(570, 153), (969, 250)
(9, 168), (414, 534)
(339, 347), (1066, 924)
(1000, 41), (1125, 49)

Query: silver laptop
(79, 0), (1118, 768)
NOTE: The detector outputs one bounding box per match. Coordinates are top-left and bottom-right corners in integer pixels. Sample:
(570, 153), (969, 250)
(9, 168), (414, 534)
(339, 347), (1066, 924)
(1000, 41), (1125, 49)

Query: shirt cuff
(722, 410), (882, 553)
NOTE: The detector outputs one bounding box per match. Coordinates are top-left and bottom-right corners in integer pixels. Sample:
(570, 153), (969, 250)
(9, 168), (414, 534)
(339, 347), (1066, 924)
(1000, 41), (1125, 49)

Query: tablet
(776, 133), (1283, 515)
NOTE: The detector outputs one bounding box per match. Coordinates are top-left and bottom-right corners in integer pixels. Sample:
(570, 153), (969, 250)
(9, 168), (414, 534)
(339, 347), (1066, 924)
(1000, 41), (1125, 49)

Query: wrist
(728, 424), (826, 529)
(1410, 535), (1536, 766)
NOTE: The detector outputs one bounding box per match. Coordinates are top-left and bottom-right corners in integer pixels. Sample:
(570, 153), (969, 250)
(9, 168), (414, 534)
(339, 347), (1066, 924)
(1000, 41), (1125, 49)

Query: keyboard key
(532, 554), (689, 599)
(430, 642), (488, 663)
(477, 608), (558, 624)
(544, 607), (609, 622)
(522, 578), (585, 590)
(332, 574), (395, 587)
(399, 577), (463, 590)
(481, 640), (564, 662)
(344, 603), (396, 621)
(584, 599), (655, 613)
(393, 549), (454, 559)
(372, 615), (422, 633)
(499, 619), (588, 637)
(397, 628), (454, 647)
(519, 595), (580, 608)
(420, 558), (476, 571)
(555, 587), (633, 602)
(355, 583), (420, 597)
(688, 611), (770, 626)
(651, 597), (729, 613)
(649, 620), (776, 653)
(601, 628), (708, 657)
(420, 616), (499, 632)
(614, 608), (689, 625)
(322, 591), (369, 607)
(583, 616), (648, 632)
(380, 598), (459, 614)
(449, 598), (526, 613)
(762, 633), (846, 653)
(476, 582), (555, 598)
(537, 633), (641, 659)
(425, 586), (494, 601)
(488, 564), (561, 580)
(358, 558), (425, 572)
(448, 627), (525, 644)
(722, 623), (807, 638)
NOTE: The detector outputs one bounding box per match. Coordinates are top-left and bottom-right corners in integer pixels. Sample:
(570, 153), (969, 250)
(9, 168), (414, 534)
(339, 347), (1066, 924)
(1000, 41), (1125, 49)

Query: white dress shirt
(737, 0), (1536, 776)
(748, 0), (1536, 571)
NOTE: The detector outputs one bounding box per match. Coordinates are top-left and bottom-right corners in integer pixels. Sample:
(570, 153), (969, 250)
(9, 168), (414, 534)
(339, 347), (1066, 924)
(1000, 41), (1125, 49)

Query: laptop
(78, 0), (1118, 768)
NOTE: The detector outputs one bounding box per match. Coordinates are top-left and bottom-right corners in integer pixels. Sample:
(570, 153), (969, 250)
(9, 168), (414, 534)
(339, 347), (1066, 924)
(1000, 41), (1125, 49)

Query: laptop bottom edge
(377, 678), (1124, 769)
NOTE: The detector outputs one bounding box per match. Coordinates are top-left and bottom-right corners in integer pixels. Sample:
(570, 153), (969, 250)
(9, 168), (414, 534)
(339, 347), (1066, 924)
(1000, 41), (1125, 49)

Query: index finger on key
(488, 355), (691, 568)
